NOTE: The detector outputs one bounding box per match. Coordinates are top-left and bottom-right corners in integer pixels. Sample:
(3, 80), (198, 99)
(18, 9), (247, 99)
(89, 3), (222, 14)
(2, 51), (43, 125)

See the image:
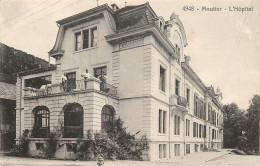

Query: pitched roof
(0, 73), (16, 84)
(17, 65), (57, 76)
(0, 82), (16, 100)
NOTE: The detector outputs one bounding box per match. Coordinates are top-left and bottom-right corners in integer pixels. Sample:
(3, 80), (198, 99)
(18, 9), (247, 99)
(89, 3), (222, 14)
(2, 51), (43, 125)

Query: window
(94, 66), (107, 78)
(175, 79), (180, 96)
(208, 104), (212, 122)
(217, 114), (219, 126)
(174, 144), (180, 156)
(193, 122), (196, 137)
(101, 106), (114, 129)
(186, 88), (190, 106)
(64, 103), (83, 138)
(74, 26), (98, 51)
(186, 119), (190, 136)
(66, 72), (76, 91)
(83, 29), (89, 49)
(195, 144), (198, 152)
(212, 111), (216, 125)
(193, 122), (199, 138)
(199, 124), (202, 138)
(91, 27), (98, 47)
(194, 95), (198, 117)
(212, 129), (214, 140)
(186, 144), (190, 154)
(198, 99), (205, 120)
(196, 123), (198, 137)
(35, 143), (44, 150)
(25, 75), (52, 89)
(174, 115), (180, 135)
(159, 144), (167, 159)
(66, 143), (77, 152)
(159, 66), (166, 92)
(159, 110), (166, 134)
(32, 106), (50, 138)
(175, 44), (180, 63)
(200, 144), (204, 151)
(159, 144), (162, 159)
(203, 125), (206, 138)
(75, 32), (82, 51)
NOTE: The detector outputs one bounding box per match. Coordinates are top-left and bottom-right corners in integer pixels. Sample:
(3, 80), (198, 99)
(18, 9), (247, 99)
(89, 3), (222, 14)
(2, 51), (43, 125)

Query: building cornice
(105, 24), (178, 59)
(182, 62), (223, 110)
(56, 4), (114, 25)
(181, 62), (207, 92)
(115, 2), (157, 18)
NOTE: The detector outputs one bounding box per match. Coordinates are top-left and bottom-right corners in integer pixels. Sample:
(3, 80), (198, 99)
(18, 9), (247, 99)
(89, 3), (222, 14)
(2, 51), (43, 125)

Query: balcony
(170, 95), (188, 117)
(177, 96), (187, 108)
(24, 78), (117, 98)
(171, 95), (187, 107)
(100, 82), (117, 96)
(49, 49), (64, 59)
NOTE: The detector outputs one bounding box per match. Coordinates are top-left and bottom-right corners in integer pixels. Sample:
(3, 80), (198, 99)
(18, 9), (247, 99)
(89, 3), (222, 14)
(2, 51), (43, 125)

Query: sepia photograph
(0, 0), (259, 165)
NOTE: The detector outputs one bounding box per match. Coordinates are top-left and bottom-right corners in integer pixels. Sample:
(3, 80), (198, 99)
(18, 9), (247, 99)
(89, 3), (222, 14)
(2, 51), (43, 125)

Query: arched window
(101, 105), (114, 129)
(63, 103), (83, 138)
(32, 106), (50, 138)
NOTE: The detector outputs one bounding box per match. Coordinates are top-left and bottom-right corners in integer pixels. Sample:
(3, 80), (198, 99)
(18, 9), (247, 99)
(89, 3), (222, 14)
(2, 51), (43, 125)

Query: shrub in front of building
(74, 118), (149, 161)
(11, 129), (30, 157)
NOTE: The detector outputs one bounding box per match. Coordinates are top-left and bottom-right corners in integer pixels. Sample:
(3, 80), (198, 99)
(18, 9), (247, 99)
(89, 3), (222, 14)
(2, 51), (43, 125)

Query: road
(204, 153), (259, 166)
(0, 150), (259, 166)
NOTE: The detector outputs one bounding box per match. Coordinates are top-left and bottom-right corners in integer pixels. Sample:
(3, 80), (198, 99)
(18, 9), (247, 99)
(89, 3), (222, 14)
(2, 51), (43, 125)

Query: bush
(11, 129), (30, 157)
(102, 118), (149, 160)
(42, 132), (58, 158)
(1, 130), (16, 150)
(74, 118), (149, 161)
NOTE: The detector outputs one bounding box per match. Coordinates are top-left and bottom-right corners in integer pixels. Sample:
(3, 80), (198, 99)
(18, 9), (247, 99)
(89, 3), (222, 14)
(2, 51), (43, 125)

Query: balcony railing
(24, 79), (117, 98)
(63, 126), (83, 138)
(32, 127), (50, 138)
(63, 80), (86, 92)
(100, 82), (117, 96)
(177, 96), (187, 108)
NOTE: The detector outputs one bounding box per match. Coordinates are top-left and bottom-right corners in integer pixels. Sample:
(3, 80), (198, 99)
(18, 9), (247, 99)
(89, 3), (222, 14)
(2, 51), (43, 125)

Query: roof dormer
(152, 16), (165, 32)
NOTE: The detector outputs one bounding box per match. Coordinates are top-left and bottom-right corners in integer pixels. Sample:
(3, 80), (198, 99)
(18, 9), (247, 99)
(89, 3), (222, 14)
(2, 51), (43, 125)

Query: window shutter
(194, 95), (196, 116)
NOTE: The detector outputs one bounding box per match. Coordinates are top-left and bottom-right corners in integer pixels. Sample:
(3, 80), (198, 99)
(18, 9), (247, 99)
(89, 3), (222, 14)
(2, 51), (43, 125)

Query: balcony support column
(85, 77), (102, 91)
(83, 77), (102, 137)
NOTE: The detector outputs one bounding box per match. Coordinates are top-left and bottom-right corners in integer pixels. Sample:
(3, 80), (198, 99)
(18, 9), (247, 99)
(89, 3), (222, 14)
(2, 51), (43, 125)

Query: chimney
(111, 3), (119, 11)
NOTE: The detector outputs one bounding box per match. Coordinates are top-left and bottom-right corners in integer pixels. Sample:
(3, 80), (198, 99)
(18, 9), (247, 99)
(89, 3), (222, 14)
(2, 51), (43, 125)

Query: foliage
(244, 95), (260, 152)
(1, 130), (16, 150)
(223, 103), (246, 148)
(42, 132), (58, 158)
(0, 43), (49, 75)
(11, 129), (30, 157)
(74, 118), (149, 161)
(223, 95), (260, 153)
(102, 118), (149, 160)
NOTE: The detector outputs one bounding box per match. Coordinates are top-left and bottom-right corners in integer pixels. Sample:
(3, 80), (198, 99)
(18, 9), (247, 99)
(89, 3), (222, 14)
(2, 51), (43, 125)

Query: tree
(244, 95), (260, 152)
(223, 103), (246, 148)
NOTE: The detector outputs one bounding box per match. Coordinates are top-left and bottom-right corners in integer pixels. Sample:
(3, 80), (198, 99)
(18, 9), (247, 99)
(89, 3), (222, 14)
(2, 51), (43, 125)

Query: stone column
(15, 76), (23, 141)
(53, 63), (62, 84)
(83, 77), (102, 137)
(85, 77), (101, 91)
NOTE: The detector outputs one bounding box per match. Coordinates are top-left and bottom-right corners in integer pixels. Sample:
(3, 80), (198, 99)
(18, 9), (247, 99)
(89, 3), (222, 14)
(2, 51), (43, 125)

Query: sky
(0, 0), (259, 109)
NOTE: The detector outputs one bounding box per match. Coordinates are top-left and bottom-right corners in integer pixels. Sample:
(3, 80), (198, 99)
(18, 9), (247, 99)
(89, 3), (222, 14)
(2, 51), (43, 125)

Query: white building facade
(16, 3), (223, 161)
